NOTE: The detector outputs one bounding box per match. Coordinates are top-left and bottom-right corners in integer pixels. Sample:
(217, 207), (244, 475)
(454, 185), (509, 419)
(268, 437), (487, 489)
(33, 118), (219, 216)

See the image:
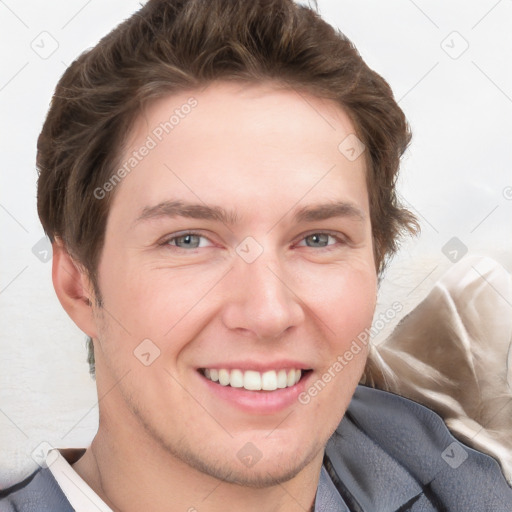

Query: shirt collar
(47, 449), (113, 512)
(314, 466), (350, 511)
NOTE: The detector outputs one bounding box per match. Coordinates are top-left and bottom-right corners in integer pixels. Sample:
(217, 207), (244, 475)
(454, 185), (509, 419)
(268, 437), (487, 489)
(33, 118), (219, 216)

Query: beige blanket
(363, 256), (512, 483)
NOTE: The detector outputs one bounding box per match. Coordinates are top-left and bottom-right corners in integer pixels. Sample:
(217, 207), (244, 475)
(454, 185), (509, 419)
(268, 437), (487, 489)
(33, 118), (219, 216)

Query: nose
(220, 248), (305, 340)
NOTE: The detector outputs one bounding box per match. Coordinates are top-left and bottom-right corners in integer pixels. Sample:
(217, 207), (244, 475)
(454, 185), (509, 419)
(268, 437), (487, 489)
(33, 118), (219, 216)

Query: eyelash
(160, 230), (348, 252)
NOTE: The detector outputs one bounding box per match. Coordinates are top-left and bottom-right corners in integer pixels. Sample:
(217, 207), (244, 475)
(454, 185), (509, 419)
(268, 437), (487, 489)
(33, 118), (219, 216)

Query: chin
(153, 426), (323, 488)
(184, 446), (321, 488)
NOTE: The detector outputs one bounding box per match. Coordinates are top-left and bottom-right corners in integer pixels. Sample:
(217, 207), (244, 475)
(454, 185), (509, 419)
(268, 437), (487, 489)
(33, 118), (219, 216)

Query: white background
(0, 0), (511, 486)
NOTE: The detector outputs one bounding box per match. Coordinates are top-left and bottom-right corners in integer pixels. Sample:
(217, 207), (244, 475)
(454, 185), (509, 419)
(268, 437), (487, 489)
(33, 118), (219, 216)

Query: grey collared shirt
(2, 386), (511, 511)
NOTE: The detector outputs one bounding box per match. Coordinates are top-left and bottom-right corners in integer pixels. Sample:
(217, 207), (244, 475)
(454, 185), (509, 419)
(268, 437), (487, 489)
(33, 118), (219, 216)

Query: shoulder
(0, 468), (73, 512)
(325, 385), (512, 512)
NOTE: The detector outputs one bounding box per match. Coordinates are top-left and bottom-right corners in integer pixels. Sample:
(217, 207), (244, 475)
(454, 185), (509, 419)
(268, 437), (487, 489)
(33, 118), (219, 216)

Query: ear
(52, 239), (98, 339)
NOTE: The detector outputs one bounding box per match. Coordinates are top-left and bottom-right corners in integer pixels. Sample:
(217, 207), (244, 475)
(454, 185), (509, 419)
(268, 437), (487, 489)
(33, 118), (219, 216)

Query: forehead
(132, 81), (359, 154)
(110, 81), (368, 221)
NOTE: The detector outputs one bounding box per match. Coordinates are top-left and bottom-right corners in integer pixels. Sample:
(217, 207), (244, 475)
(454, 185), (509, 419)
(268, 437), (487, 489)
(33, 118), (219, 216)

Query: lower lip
(198, 371), (312, 414)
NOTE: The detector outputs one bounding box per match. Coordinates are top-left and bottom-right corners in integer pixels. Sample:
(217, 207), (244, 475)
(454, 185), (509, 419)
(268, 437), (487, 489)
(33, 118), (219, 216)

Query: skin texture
(54, 81), (378, 512)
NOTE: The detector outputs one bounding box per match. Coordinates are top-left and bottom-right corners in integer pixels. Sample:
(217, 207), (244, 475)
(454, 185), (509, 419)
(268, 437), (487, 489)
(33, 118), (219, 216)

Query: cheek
(97, 244), (219, 335)
(297, 269), (375, 422)
(304, 263), (377, 344)
(128, 267), (225, 336)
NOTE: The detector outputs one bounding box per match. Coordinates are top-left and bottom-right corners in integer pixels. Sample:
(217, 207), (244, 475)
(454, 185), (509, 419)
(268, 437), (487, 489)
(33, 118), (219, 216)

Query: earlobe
(52, 240), (98, 339)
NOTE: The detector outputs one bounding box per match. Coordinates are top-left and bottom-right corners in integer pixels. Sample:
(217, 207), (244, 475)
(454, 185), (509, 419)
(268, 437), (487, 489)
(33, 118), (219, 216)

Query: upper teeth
(203, 368), (302, 391)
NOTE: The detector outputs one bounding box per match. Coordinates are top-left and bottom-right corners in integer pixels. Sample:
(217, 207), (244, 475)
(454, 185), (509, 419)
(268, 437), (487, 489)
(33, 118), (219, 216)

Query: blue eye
(161, 231), (345, 252)
(166, 233), (211, 249)
(298, 233), (341, 248)
(304, 233), (329, 247)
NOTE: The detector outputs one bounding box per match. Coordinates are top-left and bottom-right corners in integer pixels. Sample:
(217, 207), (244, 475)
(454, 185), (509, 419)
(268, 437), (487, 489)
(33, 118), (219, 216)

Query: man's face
(91, 81), (377, 485)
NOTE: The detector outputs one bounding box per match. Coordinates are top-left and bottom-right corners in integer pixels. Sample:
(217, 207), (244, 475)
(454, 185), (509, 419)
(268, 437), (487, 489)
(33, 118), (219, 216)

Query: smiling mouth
(198, 368), (312, 391)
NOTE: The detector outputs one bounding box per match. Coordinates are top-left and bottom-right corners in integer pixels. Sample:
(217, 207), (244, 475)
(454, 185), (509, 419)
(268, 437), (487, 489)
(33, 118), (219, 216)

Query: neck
(73, 414), (323, 512)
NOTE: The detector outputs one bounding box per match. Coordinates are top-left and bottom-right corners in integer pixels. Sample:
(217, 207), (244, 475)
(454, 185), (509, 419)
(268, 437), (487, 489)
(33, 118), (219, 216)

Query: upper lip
(197, 360), (312, 372)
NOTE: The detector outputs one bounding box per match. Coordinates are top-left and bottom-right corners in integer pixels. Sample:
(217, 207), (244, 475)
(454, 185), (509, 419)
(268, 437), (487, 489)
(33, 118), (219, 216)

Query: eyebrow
(294, 202), (366, 223)
(134, 201), (240, 226)
(134, 199), (366, 227)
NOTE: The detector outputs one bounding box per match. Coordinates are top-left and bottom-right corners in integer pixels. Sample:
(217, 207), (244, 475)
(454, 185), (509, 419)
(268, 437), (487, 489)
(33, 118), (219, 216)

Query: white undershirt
(47, 449), (113, 512)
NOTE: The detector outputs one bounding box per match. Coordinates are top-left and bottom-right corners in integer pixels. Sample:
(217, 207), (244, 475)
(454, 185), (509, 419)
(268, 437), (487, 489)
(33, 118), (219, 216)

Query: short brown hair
(36, 0), (418, 374)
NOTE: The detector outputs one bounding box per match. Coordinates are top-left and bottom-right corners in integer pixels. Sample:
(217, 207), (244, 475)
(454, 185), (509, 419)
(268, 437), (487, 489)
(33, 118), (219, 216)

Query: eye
(165, 232), (213, 249)
(296, 232), (344, 249)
